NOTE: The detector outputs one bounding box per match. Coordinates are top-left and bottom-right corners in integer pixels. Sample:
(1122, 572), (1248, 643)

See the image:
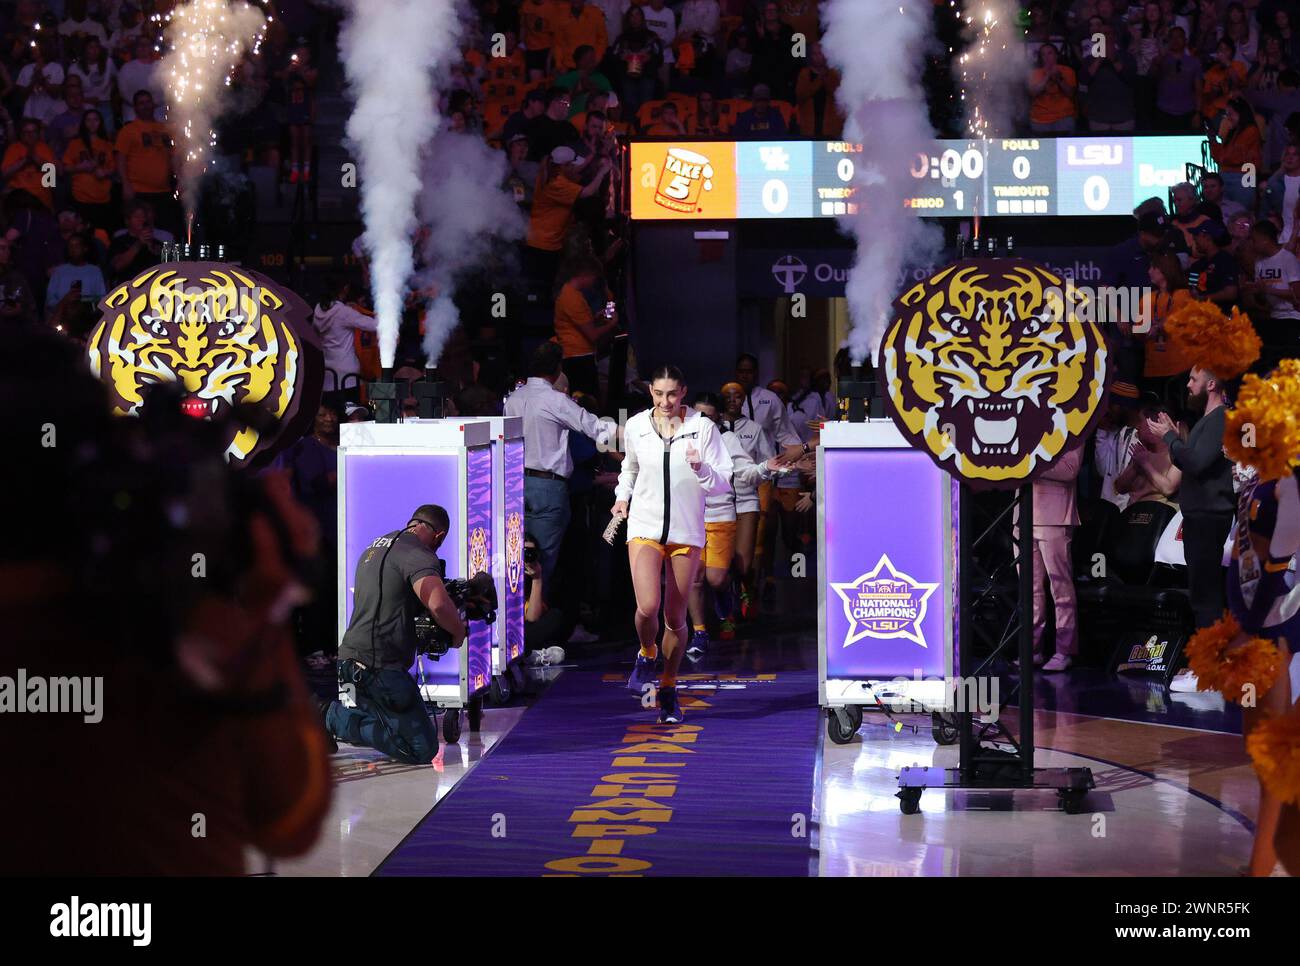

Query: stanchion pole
(1017, 483), (1035, 781)
(958, 482), (975, 784)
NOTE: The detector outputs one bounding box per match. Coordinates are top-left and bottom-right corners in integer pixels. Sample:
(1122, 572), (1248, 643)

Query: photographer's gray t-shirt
(339, 530), (442, 670)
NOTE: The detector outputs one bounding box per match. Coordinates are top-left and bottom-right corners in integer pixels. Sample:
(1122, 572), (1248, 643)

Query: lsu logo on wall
(469, 526), (489, 578)
(87, 262), (321, 468)
(831, 554), (938, 649)
(880, 258), (1108, 489)
(505, 511), (523, 594)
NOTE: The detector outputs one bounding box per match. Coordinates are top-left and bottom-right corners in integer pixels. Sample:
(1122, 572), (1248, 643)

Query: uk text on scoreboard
(627, 136), (1210, 220)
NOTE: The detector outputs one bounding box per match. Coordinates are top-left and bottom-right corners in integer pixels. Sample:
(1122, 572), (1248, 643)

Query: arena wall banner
(738, 246), (1112, 300)
(879, 258), (1111, 490)
(87, 261), (322, 469)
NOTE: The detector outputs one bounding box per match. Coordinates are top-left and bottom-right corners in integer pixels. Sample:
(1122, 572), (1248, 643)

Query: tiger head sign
(87, 262), (322, 468)
(879, 259), (1109, 489)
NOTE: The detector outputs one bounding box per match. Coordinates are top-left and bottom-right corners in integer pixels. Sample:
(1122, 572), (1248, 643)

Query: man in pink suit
(1025, 443), (1085, 672)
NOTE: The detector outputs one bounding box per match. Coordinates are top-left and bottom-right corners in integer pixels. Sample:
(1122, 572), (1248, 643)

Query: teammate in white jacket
(720, 381), (772, 622)
(686, 391), (786, 658)
(612, 366), (732, 723)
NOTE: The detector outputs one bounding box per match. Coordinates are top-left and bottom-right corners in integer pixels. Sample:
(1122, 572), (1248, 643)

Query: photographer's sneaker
(686, 629), (708, 659)
(628, 653), (657, 692)
(1169, 669), (1200, 693)
(1041, 654), (1073, 673)
(657, 685), (684, 724)
(567, 624), (598, 644)
(317, 697), (338, 755)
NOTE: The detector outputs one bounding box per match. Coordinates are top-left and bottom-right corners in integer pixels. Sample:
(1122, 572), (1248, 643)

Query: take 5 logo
(630, 141), (738, 219)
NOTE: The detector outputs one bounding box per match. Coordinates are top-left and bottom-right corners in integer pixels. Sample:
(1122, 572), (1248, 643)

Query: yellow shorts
(702, 521), (737, 570)
(773, 487), (803, 512)
(629, 537), (699, 558)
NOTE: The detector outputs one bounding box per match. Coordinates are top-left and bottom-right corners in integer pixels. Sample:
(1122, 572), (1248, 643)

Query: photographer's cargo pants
(327, 667), (438, 764)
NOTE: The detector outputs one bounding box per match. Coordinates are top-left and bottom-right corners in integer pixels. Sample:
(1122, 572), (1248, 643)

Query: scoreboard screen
(628, 136), (1209, 220)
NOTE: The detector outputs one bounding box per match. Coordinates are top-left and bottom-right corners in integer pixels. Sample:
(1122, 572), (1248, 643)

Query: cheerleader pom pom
(1247, 707), (1300, 806)
(1183, 612), (1283, 702)
(1164, 295), (1261, 379)
(1223, 359), (1300, 482)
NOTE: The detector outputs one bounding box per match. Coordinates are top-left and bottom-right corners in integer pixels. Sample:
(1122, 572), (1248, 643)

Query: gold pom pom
(1247, 707), (1300, 805)
(1183, 612), (1284, 701)
(1165, 297), (1261, 378)
(1224, 359), (1300, 481)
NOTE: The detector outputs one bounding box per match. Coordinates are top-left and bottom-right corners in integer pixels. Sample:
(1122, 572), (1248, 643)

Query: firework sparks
(160, 0), (269, 220)
(953, 1), (1018, 139)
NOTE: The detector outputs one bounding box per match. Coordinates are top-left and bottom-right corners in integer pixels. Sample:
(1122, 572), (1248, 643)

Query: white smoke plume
(956, 1), (1022, 138)
(339, 0), (459, 370)
(416, 131), (526, 367)
(822, 0), (942, 366)
(160, 0), (267, 222)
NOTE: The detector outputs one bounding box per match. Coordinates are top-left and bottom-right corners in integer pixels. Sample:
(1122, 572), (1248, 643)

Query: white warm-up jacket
(616, 409), (733, 547)
(722, 414), (767, 513)
(706, 430), (778, 522)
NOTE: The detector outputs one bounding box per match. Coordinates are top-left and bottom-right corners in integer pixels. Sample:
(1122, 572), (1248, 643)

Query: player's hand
(795, 492), (814, 513)
(685, 444), (701, 470)
(778, 443), (805, 464)
(612, 500), (629, 519)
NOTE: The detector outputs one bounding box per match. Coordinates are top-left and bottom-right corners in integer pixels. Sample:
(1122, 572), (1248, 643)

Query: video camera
(412, 571), (497, 658)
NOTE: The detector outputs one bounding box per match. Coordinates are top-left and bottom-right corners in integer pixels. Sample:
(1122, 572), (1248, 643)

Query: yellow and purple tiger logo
(506, 511), (523, 595)
(881, 259), (1108, 489)
(469, 526), (489, 579)
(87, 262), (321, 468)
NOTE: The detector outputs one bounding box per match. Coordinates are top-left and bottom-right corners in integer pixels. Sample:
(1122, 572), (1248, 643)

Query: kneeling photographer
(324, 505), (466, 764)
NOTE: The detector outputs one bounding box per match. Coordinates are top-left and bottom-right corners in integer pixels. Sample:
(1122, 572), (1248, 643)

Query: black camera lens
(524, 546), (539, 564)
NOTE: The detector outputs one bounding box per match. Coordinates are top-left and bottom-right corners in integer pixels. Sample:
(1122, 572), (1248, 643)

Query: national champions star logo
(831, 554), (939, 648)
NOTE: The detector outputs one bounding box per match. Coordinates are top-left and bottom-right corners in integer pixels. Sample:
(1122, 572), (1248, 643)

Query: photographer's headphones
(407, 511), (447, 537)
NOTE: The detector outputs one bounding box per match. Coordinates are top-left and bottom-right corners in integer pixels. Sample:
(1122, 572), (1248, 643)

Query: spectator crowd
(0, 0), (318, 337)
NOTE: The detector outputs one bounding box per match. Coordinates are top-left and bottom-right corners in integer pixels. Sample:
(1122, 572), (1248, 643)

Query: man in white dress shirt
(503, 341), (612, 591)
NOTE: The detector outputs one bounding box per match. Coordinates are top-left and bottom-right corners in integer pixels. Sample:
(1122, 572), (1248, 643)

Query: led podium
(337, 420), (494, 742)
(460, 416), (527, 700)
(817, 419), (958, 744)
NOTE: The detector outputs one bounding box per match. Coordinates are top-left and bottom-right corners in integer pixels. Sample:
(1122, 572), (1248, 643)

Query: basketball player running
(612, 367), (733, 723)
(687, 391), (789, 658)
(734, 354), (805, 609)
(719, 381), (768, 627)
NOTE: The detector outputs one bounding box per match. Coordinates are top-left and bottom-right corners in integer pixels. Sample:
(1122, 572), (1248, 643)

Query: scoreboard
(628, 136), (1209, 220)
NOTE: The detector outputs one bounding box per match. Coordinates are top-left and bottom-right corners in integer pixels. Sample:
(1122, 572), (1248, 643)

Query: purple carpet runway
(376, 669), (821, 876)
